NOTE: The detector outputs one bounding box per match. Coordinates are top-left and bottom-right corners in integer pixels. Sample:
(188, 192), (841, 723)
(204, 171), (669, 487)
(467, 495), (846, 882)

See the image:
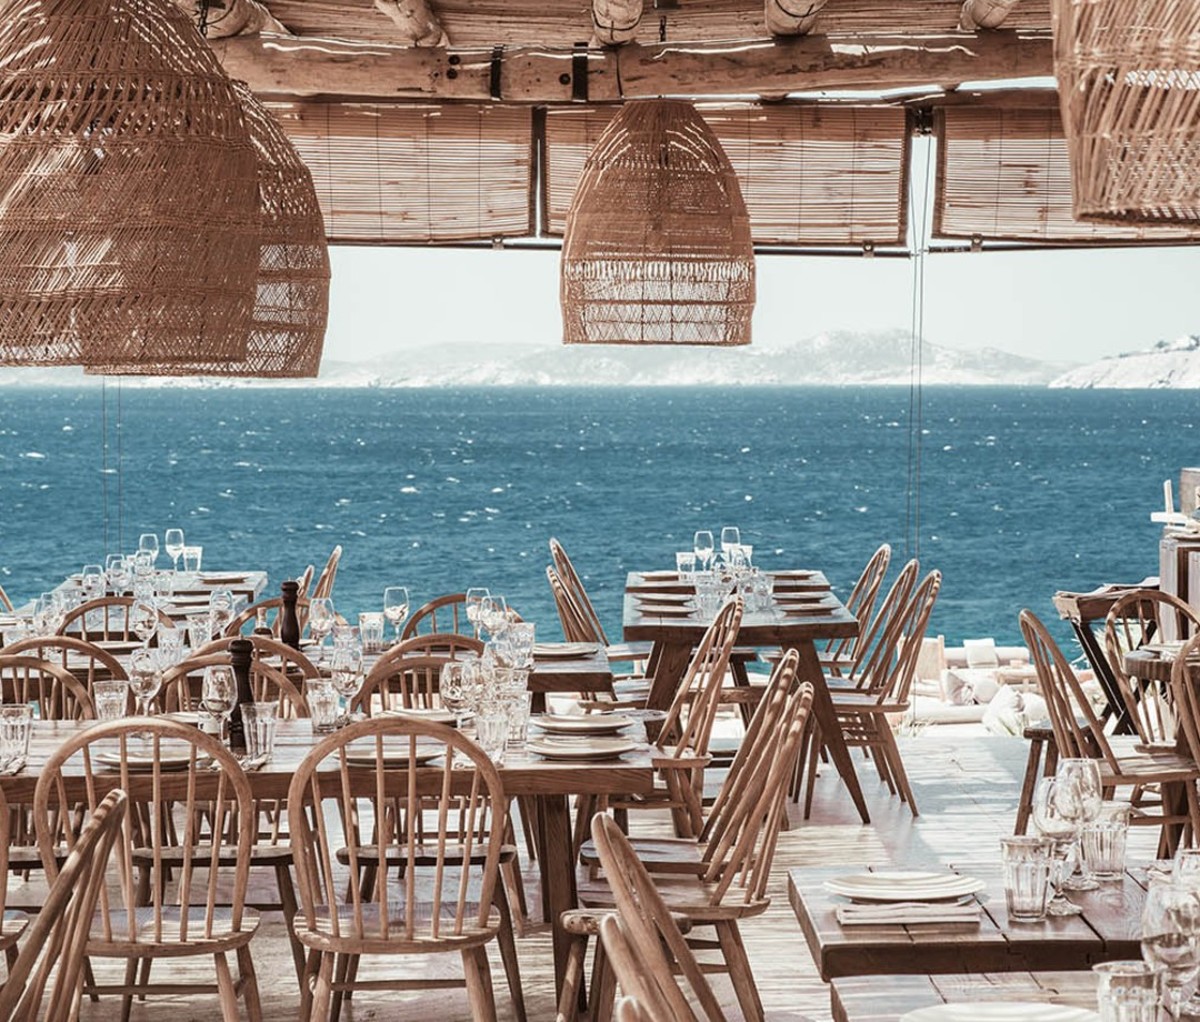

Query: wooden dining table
(622, 569), (868, 821)
(3, 717), (651, 996)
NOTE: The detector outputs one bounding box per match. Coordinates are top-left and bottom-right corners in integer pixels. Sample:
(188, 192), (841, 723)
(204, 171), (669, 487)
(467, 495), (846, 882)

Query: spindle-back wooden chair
(57, 597), (173, 645)
(0, 635), (127, 694)
(0, 655), (94, 720)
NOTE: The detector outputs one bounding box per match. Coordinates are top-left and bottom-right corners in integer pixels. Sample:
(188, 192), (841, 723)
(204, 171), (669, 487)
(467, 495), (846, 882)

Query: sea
(0, 384), (1193, 648)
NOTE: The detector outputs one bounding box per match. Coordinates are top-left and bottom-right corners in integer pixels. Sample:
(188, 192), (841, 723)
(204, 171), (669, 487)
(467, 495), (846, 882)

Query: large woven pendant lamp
(0, 0), (260, 366)
(92, 85), (330, 378)
(561, 99), (755, 346)
(1053, 0), (1200, 224)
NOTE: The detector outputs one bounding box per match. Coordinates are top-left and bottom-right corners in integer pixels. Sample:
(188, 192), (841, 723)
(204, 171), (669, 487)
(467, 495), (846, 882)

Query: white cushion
(964, 638), (1000, 669)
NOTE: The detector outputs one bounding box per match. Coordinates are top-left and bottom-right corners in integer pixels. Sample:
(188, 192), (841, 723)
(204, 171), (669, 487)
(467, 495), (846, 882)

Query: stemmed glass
(720, 526), (741, 562)
(127, 648), (163, 721)
(693, 531), (714, 574)
(105, 554), (130, 596)
(479, 595), (509, 640)
(440, 661), (471, 728)
(80, 564), (105, 603)
(201, 665), (237, 742)
(1055, 758), (1103, 890)
(129, 599), (160, 648)
(138, 533), (159, 568)
(164, 529), (185, 575)
(330, 644), (365, 724)
(1031, 778), (1083, 916)
(207, 589), (235, 640)
(308, 598), (336, 663)
(382, 587), (410, 642)
(1142, 877), (1200, 1020)
(465, 588), (490, 641)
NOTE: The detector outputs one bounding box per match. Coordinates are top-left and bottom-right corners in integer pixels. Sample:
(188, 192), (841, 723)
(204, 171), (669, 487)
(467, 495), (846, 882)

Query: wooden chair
(0, 584), (12, 613)
(611, 994), (653, 1022)
(1021, 608), (1200, 854)
(352, 633), (484, 715)
(196, 634), (320, 686)
(286, 717), (510, 1022)
(549, 538), (651, 664)
(56, 596), (172, 644)
(0, 785), (30, 982)
(822, 543), (891, 674)
(162, 651), (308, 718)
(33, 720), (263, 1020)
(829, 558), (920, 689)
(224, 595), (312, 640)
(0, 635), (128, 694)
(0, 789), (126, 1022)
(311, 544), (342, 602)
(0, 655), (94, 720)
(296, 565), (315, 600)
(1105, 589), (1200, 745)
(817, 570), (942, 817)
(401, 593), (523, 641)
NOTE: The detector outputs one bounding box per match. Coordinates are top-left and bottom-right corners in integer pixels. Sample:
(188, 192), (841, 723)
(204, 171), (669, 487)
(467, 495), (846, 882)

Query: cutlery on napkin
(835, 903), (981, 926)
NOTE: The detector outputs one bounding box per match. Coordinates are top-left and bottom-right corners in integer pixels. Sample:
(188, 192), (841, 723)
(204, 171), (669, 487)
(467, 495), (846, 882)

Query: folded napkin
(836, 903), (981, 926)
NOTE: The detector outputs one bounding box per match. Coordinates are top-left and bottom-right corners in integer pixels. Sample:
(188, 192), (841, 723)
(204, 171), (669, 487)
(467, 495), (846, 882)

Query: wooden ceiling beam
(212, 30), (1053, 103)
(765, 0), (829, 37)
(174, 0), (288, 37)
(960, 0), (1023, 30)
(374, 0), (448, 46)
(592, 0), (643, 47)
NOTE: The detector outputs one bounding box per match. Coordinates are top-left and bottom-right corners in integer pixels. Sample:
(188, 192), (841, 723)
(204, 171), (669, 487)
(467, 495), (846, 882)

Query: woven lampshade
(1052, 0), (1200, 224)
(0, 0), (260, 366)
(561, 100), (755, 346)
(92, 85), (331, 378)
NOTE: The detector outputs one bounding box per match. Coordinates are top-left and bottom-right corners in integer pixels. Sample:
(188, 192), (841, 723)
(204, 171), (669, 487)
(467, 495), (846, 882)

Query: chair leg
(461, 945), (499, 1022)
(311, 952), (334, 1022)
(590, 937), (616, 1022)
(238, 944), (265, 1022)
(714, 919), (764, 1022)
(298, 949), (322, 1022)
(555, 933), (588, 1022)
(330, 953), (354, 1022)
(214, 952), (241, 1022)
(275, 861), (306, 988)
(119, 957), (137, 1022)
(493, 879), (528, 1022)
(1014, 734), (1045, 835)
(879, 724), (918, 816)
(803, 723), (823, 819)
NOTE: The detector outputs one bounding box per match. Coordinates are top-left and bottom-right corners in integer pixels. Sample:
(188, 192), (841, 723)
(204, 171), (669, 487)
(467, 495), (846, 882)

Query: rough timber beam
(374, 0), (448, 46)
(212, 30), (1053, 103)
(592, 0), (643, 47)
(174, 0), (288, 37)
(960, 0), (1023, 30)
(765, 0), (829, 37)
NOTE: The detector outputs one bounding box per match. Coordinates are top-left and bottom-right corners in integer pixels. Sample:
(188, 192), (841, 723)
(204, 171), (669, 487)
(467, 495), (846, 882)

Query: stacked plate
(901, 1005), (1097, 1022)
(526, 735), (638, 762)
(342, 739), (443, 768)
(96, 747), (209, 772)
(533, 713), (636, 736)
(533, 642), (601, 659)
(824, 870), (985, 901)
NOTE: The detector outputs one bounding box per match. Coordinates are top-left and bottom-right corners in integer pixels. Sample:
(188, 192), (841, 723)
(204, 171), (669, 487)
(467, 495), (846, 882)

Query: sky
(325, 242), (1200, 367)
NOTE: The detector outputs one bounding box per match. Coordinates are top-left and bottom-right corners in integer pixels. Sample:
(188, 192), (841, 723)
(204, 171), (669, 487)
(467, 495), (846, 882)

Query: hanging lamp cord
(904, 137), (932, 561)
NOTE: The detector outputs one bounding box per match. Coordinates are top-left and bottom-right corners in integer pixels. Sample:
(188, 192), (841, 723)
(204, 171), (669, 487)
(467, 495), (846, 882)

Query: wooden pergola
(187, 0), (1200, 251)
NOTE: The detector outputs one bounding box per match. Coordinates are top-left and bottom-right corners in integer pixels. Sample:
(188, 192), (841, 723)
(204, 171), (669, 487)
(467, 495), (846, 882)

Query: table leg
(793, 640), (870, 824)
(536, 793), (577, 991)
(644, 642), (693, 711)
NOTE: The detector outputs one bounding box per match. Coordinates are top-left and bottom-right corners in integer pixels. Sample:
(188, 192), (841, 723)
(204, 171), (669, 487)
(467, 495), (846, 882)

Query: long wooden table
(6, 718), (652, 994)
(831, 972), (1100, 1022)
(789, 862), (1149, 982)
(622, 569), (868, 820)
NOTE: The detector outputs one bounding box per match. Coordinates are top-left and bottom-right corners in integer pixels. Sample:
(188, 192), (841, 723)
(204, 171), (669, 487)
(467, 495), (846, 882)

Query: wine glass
(129, 599), (160, 648)
(1142, 877), (1200, 1020)
(164, 528), (185, 574)
(479, 595), (509, 640)
(693, 531), (715, 573)
(1055, 758), (1103, 890)
(308, 598), (336, 663)
(201, 665), (237, 742)
(465, 587), (490, 641)
(382, 587), (410, 642)
(105, 554), (130, 596)
(1031, 778), (1084, 916)
(80, 564), (105, 603)
(330, 645), (365, 723)
(440, 661), (471, 728)
(207, 589), (235, 640)
(138, 533), (159, 568)
(720, 526), (741, 561)
(127, 648), (163, 720)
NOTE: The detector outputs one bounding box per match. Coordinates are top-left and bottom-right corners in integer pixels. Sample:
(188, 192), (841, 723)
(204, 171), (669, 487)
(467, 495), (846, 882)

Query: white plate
(824, 870), (985, 902)
(901, 1004), (1098, 1022)
(638, 571), (679, 580)
(534, 714), (636, 735)
(380, 708), (458, 726)
(343, 741), (442, 768)
(638, 604), (696, 617)
(95, 749), (208, 772)
(533, 643), (601, 659)
(528, 737), (638, 761)
(781, 605), (837, 617)
(633, 592), (694, 603)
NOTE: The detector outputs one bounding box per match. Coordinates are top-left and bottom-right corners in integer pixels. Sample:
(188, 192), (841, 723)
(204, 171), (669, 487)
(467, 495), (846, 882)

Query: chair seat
(577, 871), (766, 922)
(297, 901), (500, 954)
(87, 906), (260, 957)
(578, 836), (705, 875)
(335, 842), (518, 867)
(133, 843), (293, 868)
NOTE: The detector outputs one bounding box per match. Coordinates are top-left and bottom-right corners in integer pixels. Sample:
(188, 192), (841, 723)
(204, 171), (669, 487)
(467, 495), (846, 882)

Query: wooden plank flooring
(65, 727), (1142, 1021)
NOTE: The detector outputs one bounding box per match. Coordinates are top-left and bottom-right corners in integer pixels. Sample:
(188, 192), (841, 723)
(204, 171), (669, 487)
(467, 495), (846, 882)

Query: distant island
(0, 328), (1072, 388)
(1050, 335), (1200, 389)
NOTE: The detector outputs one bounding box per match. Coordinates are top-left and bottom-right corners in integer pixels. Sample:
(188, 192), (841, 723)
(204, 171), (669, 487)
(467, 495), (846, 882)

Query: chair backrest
(657, 596), (743, 759)
(546, 566), (600, 644)
(592, 814), (724, 1022)
(824, 543), (891, 659)
(34, 720), (257, 945)
(0, 635), (128, 688)
(863, 569), (942, 706)
(850, 558), (920, 688)
(0, 788), (127, 1022)
(57, 596), (173, 643)
(287, 717), (508, 946)
(401, 593), (524, 641)
(311, 544), (343, 602)
(549, 538), (609, 646)
(1105, 589), (1200, 744)
(296, 564), (314, 600)
(600, 915), (696, 1022)
(223, 595), (312, 639)
(0, 655), (94, 720)
(162, 652), (308, 718)
(611, 995), (654, 1022)
(1021, 609), (1117, 770)
(1170, 633), (1200, 767)
(354, 633), (485, 714)
(196, 634), (319, 682)
(0, 583), (12, 613)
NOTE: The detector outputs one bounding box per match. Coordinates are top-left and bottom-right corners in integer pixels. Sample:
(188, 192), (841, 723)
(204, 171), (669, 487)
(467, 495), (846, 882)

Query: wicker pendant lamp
(92, 85), (330, 379)
(0, 0), (260, 367)
(561, 99), (755, 346)
(1053, 0), (1200, 224)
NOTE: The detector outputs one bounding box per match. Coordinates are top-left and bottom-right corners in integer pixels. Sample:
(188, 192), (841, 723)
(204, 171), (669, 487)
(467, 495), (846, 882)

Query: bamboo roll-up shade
(934, 106), (1200, 244)
(90, 86), (330, 378)
(544, 104), (908, 246)
(266, 102), (533, 243)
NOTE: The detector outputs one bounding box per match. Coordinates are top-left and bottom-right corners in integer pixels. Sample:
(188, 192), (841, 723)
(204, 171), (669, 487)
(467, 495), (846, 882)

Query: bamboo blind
(934, 105), (1200, 244)
(267, 102), (533, 243)
(544, 104), (909, 247)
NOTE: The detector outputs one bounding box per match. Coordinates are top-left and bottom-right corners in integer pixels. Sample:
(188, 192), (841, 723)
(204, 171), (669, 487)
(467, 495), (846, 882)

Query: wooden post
(960, 0), (1022, 30)
(592, 0), (643, 47)
(374, 0), (448, 46)
(765, 0), (829, 36)
(175, 0), (288, 37)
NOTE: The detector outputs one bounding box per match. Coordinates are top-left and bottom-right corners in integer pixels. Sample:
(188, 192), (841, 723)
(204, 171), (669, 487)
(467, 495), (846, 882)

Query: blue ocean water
(0, 385), (1192, 646)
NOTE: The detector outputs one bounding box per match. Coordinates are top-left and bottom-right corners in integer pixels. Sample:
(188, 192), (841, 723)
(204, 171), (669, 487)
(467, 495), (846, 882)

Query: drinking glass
(505, 623), (536, 670)
(693, 531), (714, 573)
(503, 690), (533, 748)
(330, 644), (365, 723)
(138, 533), (159, 568)
(127, 648), (163, 719)
(382, 587), (410, 641)
(241, 703), (278, 764)
(1094, 961), (1161, 1022)
(1031, 777), (1084, 915)
(129, 598), (159, 647)
(208, 589), (235, 640)
(305, 679), (340, 734)
(164, 528), (185, 574)
(720, 526), (741, 560)
(182, 545), (203, 578)
(676, 551), (696, 579)
(308, 598), (336, 662)
(0, 705), (32, 771)
(186, 614), (210, 651)
(201, 665), (237, 740)
(1055, 758), (1103, 890)
(479, 595), (509, 639)
(440, 662), (471, 728)
(32, 594), (56, 637)
(358, 613), (385, 654)
(93, 679), (129, 722)
(1000, 835), (1055, 922)
(80, 564), (105, 603)
(475, 711), (509, 765)
(465, 588), (490, 641)
(1080, 802), (1129, 882)
(105, 554), (129, 595)
(1141, 877), (1200, 1019)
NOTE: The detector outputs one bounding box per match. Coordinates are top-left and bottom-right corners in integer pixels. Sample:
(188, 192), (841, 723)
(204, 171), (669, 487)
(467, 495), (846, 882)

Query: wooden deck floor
(70, 728), (1113, 1021)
